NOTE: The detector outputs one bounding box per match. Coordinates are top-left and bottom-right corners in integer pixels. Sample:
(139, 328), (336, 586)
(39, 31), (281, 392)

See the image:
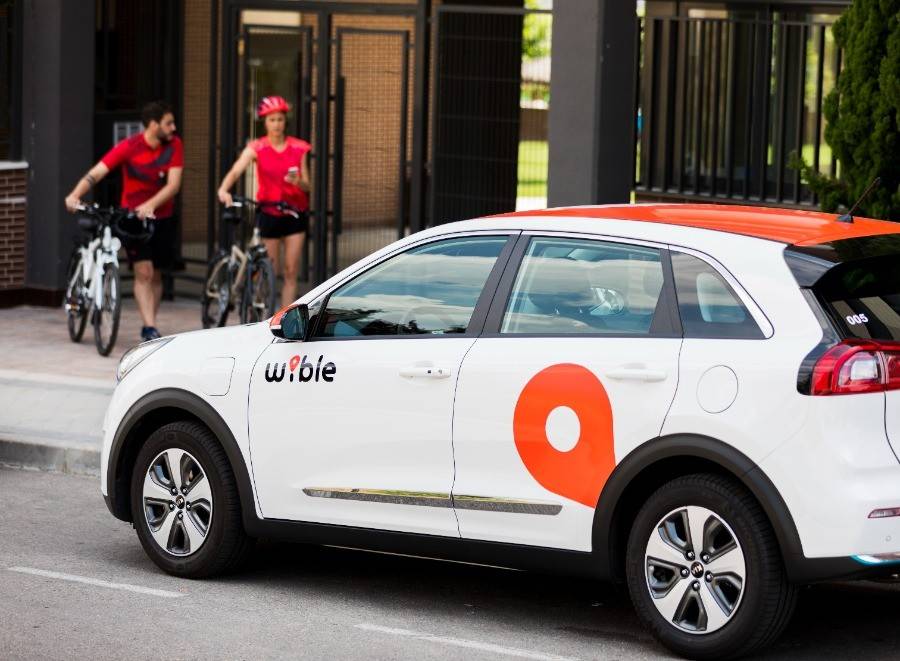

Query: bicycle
(201, 196), (290, 328)
(64, 204), (154, 356)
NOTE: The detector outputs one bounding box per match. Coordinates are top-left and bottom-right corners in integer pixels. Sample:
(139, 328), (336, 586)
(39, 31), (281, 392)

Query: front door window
(316, 236), (509, 337)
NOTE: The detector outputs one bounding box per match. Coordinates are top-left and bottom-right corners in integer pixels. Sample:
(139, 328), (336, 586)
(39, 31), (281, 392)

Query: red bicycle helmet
(256, 95), (291, 118)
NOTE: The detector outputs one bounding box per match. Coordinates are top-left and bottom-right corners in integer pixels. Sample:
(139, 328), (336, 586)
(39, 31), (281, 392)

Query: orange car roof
(495, 204), (900, 246)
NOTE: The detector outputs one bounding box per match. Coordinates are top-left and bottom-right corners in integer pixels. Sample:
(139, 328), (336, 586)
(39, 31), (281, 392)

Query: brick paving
(0, 298), (235, 382)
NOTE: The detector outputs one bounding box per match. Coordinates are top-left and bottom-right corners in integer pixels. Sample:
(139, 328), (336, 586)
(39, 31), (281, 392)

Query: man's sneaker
(141, 326), (161, 341)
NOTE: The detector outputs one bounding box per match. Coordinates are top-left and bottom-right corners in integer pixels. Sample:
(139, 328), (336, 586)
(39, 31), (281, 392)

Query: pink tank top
(251, 136), (311, 215)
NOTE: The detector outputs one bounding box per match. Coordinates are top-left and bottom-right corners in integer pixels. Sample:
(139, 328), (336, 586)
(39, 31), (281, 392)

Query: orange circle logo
(513, 364), (615, 508)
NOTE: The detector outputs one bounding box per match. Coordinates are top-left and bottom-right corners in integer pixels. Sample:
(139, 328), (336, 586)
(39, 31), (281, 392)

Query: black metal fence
(635, 14), (841, 208)
(430, 4), (551, 225)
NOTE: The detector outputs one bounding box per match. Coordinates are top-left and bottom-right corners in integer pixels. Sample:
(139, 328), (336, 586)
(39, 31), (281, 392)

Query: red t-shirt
(252, 136), (311, 215)
(101, 134), (184, 219)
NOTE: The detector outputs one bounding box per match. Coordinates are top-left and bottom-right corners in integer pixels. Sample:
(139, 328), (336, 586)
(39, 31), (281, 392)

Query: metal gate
(222, 2), (423, 286)
(220, 1), (547, 287)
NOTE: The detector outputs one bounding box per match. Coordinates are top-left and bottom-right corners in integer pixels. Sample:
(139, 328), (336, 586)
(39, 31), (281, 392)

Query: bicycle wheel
(93, 262), (121, 357)
(201, 253), (233, 328)
(240, 256), (277, 324)
(64, 250), (89, 342)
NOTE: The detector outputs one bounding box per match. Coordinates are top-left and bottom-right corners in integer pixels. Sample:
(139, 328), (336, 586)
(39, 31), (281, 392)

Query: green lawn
(796, 143), (835, 173)
(518, 139), (548, 199)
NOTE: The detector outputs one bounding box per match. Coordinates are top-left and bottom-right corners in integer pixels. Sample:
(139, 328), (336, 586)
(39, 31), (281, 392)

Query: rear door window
(501, 237), (668, 335)
(814, 255), (900, 341)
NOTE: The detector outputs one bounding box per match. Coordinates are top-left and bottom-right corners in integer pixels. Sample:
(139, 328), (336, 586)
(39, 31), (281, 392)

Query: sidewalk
(0, 298), (233, 474)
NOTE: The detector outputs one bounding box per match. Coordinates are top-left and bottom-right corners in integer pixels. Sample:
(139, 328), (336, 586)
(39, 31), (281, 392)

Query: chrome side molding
(302, 488), (562, 515)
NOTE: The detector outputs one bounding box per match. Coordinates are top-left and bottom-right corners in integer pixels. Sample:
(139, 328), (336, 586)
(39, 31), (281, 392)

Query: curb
(0, 368), (109, 477)
(0, 438), (100, 476)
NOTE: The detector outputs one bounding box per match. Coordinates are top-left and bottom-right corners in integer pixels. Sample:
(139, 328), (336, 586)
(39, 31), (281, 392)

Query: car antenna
(837, 176), (880, 224)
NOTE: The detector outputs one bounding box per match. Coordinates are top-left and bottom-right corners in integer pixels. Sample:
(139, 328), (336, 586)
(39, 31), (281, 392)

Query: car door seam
(449, 337), (481, 538)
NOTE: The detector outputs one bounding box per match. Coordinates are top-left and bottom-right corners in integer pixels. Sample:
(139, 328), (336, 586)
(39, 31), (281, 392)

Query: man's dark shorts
(257, 210), (309, 239)
(124, 216), (178, 270)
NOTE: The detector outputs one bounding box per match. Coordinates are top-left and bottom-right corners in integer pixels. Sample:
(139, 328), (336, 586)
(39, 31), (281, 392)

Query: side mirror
(270, 303), (309, 341)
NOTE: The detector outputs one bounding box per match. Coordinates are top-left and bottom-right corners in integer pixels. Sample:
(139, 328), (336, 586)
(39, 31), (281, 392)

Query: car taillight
(886, 351), (900, 390)
(811, 340), (900, 396)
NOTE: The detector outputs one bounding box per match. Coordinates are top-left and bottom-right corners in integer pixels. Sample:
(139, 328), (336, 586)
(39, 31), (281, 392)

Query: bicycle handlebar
(74, 203), (154, 242)
(226, 196), (303, 219)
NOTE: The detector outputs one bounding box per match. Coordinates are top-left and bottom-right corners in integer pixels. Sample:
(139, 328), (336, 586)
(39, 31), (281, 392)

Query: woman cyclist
(218, 96), (311, 307)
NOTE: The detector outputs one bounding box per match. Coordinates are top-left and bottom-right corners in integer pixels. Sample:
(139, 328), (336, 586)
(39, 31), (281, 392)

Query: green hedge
(795, 0), (900, 220)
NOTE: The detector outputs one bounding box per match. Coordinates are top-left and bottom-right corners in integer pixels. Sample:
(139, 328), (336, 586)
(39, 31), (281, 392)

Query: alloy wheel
(142, 449), (213, 557)
(644, 505), (746, 634)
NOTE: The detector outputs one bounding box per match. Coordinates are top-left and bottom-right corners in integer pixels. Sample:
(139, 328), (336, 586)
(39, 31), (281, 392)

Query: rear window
(815, 255), (900, 341)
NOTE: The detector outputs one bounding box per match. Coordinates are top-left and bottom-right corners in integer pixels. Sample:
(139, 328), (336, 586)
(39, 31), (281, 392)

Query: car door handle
(606, 367), (668, 382)
(399, 365), (452, 379)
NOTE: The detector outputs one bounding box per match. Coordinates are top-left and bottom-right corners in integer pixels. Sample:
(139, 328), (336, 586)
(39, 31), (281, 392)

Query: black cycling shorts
(124, 216), (178, 270)
(257, 210), (309, 239)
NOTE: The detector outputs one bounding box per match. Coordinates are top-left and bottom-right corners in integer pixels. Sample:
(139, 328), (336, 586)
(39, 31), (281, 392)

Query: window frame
(481, 232), (684, 339)
(667, 245), (774, 340)
(307, 231), (519, 342)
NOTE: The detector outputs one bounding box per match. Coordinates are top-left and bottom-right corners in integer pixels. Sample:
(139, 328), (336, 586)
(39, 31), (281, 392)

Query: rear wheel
(64, 250), (89, 342)
(625, 474), (796, 660)
(240, 255), (277, 324)
(130, 421), (253, 577)
(201, 254), (233, 328)
(93, 262), (120, 356)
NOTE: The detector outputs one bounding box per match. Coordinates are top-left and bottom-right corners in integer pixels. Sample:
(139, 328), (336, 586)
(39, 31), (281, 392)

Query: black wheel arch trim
(105, 388), (256, 527)
(590, 433), (855, 584)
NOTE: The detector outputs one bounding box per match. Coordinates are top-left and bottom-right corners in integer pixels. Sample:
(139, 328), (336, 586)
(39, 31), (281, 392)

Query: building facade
(0, 0), (849, 305)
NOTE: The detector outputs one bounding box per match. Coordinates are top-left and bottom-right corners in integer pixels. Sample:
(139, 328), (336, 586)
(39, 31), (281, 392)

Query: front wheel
(64, 250), (89, 342)
(625, 474), (796, 660)
(130, 421), (253, 577)
(201, 253), (233, 328)
(93, 262), (121, 356)
(240, 255), (277, 324)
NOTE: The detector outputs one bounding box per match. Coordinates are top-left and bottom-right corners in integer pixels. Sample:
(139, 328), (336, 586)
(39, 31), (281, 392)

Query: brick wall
(0, 164), (28, 297)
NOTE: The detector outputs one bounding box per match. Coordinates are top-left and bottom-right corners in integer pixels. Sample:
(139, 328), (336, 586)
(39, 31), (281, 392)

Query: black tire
(201, 253), (233, 328)
(93, 262), (121, 356)
(64, 250), (89, 342)
(625, 474), (796, 660)
(240, 255), (277, 324)
(130, 421), (253, 578)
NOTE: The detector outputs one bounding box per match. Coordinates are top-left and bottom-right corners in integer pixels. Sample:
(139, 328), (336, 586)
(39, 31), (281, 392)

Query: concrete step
(0, 369), (111, 475)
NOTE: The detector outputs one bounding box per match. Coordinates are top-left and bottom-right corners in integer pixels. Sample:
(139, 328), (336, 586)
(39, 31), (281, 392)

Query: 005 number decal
(846, 313), (869, 326)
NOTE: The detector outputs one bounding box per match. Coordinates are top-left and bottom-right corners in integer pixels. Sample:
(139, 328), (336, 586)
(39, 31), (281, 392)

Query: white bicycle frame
(68, 224), (121, 314)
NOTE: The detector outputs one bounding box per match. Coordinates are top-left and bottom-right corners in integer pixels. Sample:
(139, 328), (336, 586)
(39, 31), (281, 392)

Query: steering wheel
(398, 306), (462, 334)
(590, 287), (626, 317)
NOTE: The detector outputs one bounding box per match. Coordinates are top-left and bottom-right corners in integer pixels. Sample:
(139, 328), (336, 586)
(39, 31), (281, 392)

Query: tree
(795, 0), (900, 220)
(522, 0), (551, 60)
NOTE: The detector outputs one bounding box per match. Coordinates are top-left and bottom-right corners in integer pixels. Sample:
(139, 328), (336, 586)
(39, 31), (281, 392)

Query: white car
(101, 204), (900, 659)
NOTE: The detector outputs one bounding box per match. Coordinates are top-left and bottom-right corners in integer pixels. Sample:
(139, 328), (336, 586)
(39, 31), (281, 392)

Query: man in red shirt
(65, 101), (183, 341)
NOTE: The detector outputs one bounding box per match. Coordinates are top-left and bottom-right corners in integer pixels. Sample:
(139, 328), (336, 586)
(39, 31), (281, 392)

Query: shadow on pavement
(218, 540), (900, 659)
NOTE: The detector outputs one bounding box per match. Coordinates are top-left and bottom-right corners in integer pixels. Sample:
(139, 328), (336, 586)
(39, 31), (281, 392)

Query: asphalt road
(1, 467), (898, 661)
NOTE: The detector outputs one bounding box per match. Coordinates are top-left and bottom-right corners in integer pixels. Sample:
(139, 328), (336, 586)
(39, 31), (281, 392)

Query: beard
(157, 128), (174, 143)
